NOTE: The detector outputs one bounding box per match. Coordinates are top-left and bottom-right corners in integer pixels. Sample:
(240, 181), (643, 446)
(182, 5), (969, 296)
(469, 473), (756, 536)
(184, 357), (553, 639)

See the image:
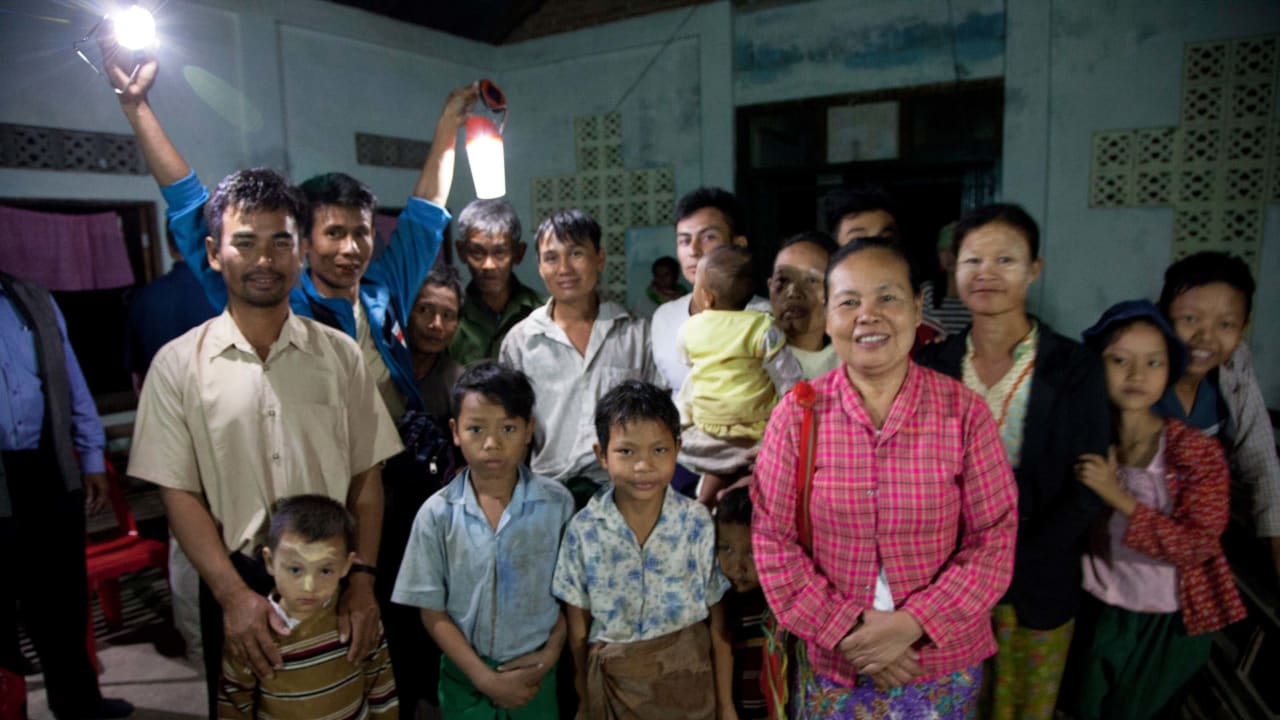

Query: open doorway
(736, 79), (1003, 291)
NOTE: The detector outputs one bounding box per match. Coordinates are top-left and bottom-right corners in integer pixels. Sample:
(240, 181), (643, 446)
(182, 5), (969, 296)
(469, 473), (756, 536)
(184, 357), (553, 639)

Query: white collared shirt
(499, 298), (661, 485)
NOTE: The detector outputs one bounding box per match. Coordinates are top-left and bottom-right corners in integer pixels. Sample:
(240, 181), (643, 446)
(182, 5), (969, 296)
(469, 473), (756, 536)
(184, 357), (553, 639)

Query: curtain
(0, 205), (135, 291)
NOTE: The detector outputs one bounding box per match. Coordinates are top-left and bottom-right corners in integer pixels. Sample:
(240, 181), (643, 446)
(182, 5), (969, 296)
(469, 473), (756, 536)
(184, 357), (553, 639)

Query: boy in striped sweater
(218, 495), (397, 719)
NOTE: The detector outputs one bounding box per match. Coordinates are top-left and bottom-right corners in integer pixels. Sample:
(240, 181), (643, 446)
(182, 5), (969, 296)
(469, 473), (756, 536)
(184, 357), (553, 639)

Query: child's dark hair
(205, 168), (305, 244)
(781, 230), (837, 256)
(451, 360), (536, 421)
(824, 238), (922, 301)
(267, 494), (355, 554)
(296, 172), (378, 240)
(822, 186), (898, 236)
(954, 203), (1041, 259)
(594, 380), (680, 452)
(652, 256), (679, 276)
(675, 187), (745, 238)
(535, 209), (601, 255)
(1157, 251), (1255, 321)
(715, 486), (752, 526)
(700, 246), (755, 310)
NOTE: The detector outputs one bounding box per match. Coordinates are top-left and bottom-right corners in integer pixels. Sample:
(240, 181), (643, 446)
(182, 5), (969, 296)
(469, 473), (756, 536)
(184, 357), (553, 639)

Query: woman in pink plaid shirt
(752, 241), (1019, 719)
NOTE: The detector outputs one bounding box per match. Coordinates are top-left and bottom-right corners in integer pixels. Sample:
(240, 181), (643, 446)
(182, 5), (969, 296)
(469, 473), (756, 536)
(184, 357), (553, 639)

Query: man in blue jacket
(106, 47), (477, 422)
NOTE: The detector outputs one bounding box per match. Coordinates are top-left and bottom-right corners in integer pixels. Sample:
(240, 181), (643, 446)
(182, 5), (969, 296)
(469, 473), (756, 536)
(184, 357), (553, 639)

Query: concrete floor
(22, 646), (444, 720)
(24, 642), (205, 720)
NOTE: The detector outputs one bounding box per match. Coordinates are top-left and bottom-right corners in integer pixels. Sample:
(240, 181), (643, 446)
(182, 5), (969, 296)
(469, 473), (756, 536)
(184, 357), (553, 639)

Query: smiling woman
(915, 203), (1113, 718)
(751, 240), (1018, 719)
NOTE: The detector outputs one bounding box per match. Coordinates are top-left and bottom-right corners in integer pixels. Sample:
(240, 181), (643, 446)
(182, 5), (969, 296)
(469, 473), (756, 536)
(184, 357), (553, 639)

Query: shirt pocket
(595, 364), (647, 393)
(881, 418), (965, 537)
(287, 402), (351, 487)
(500, 525), (561, 602)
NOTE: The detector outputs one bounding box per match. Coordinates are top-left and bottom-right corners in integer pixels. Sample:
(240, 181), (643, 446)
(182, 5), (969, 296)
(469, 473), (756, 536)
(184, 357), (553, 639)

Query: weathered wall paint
(278, 25), (486, 211)
(1006, 0), (1280, 403)
(734, 0), (1004, 106)
(0, 0), (248, 212)
(498, 37), (703, 291)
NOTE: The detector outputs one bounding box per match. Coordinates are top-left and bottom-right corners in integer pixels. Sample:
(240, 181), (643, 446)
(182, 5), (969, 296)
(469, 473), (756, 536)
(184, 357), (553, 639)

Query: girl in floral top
(1070, 300), (1245, 719)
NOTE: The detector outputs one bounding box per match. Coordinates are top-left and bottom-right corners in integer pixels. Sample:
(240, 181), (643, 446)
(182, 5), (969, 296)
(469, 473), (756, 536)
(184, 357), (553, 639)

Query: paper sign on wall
(827, 102), (899, 163)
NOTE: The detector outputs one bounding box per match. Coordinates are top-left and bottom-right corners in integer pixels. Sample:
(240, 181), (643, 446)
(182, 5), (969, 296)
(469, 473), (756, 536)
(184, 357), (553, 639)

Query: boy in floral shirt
(552, 380), (733, 719)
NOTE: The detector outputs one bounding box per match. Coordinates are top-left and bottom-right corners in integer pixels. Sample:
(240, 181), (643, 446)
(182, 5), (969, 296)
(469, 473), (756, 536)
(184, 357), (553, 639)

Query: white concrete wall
(495, 2), (733, 288)
(0, 1), (245, 211)
(1003, 0), (1280, 402)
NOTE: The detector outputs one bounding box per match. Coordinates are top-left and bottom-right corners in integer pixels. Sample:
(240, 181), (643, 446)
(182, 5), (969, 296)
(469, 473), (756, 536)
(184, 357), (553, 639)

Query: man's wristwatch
(349, 563), (378, 578)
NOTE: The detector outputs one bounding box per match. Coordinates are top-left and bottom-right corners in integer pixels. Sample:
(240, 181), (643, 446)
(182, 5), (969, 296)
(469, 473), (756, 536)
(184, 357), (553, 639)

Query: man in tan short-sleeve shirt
(127, 168), (401, 716)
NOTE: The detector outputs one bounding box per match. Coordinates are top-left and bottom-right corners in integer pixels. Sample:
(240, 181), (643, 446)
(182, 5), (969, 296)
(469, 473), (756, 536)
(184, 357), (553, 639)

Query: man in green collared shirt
(449, 199), (544, 365)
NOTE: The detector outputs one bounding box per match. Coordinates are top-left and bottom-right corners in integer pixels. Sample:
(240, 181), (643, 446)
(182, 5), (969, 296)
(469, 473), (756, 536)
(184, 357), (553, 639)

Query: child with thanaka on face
(217, 495), (397, 719)
(553, 380), (734, 720)
(715, 487), (769, 720)
(1067, 301), (1245, 718)
(393, 361), (574, 718)
(1153, 251), (1280, 578)
(677, 246), (802, 506)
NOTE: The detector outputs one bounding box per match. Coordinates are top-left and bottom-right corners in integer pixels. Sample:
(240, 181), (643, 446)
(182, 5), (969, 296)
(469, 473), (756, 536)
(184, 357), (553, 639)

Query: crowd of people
(0, 40), (1276, 720)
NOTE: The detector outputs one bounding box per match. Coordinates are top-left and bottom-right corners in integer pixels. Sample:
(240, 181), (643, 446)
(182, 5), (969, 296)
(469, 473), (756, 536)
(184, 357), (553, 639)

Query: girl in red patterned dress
(1070, 300), (1246, 719)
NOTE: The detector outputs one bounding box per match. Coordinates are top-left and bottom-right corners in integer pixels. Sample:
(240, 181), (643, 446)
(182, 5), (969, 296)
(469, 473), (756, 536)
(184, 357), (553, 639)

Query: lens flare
(114, 5), (155, 50)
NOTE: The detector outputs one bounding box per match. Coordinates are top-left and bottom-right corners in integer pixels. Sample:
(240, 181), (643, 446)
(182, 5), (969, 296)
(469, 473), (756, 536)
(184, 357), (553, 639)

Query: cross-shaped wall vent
(1089, 35), (1279, 271)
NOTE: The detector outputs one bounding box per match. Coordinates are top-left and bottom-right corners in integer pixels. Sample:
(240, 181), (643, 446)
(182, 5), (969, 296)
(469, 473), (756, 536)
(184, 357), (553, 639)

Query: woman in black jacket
(915, 204), (1110, 719)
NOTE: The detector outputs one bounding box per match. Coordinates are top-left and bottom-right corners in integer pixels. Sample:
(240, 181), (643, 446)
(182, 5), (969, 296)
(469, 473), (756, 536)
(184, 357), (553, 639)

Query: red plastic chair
(0, 667), (26, 720)
(84, 457), (168, 671)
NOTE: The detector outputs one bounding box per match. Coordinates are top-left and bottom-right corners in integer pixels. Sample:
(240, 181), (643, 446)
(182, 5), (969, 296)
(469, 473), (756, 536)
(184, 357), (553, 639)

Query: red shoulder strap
(793, 381), (817, 553)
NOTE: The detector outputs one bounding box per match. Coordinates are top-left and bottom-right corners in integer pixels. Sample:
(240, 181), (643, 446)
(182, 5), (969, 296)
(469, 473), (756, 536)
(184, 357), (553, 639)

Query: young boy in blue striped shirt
(393, 361), (574, 718)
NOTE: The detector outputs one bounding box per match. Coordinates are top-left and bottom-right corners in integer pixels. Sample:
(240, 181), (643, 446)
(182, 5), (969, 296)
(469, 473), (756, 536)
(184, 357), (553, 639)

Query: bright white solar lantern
(465, 80), (509, 199)
(466, 117), (506, 199)
(73, 4), (157, 82)
(114, 5), (156, 50)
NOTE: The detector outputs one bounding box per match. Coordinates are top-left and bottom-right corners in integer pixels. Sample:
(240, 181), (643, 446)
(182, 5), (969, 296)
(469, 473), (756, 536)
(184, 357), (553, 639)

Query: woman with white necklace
(916, 204), (1112, 720)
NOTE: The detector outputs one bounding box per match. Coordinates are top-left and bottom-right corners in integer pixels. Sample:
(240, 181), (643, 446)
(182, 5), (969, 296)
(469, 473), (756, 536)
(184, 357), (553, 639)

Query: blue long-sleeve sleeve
(162, 170), (227, 312)
(0, 294), (104, 473)
(362, 197), (449, 331)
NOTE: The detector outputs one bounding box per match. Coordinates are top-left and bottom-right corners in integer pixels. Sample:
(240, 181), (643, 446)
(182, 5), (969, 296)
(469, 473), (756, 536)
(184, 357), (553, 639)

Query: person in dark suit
(0, 271), (133, 719)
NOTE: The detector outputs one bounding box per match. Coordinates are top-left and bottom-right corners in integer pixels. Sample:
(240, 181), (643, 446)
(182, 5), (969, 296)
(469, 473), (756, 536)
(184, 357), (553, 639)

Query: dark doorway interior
(736, 79), (1003, 292)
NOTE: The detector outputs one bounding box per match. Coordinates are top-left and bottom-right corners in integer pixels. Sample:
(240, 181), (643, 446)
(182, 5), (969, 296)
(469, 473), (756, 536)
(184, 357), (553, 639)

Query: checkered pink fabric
(752, 363), (1018, 686)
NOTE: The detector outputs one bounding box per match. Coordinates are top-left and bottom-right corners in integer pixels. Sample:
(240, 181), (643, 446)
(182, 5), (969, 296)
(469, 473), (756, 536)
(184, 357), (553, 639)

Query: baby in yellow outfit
(677, 246), (801, 505)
